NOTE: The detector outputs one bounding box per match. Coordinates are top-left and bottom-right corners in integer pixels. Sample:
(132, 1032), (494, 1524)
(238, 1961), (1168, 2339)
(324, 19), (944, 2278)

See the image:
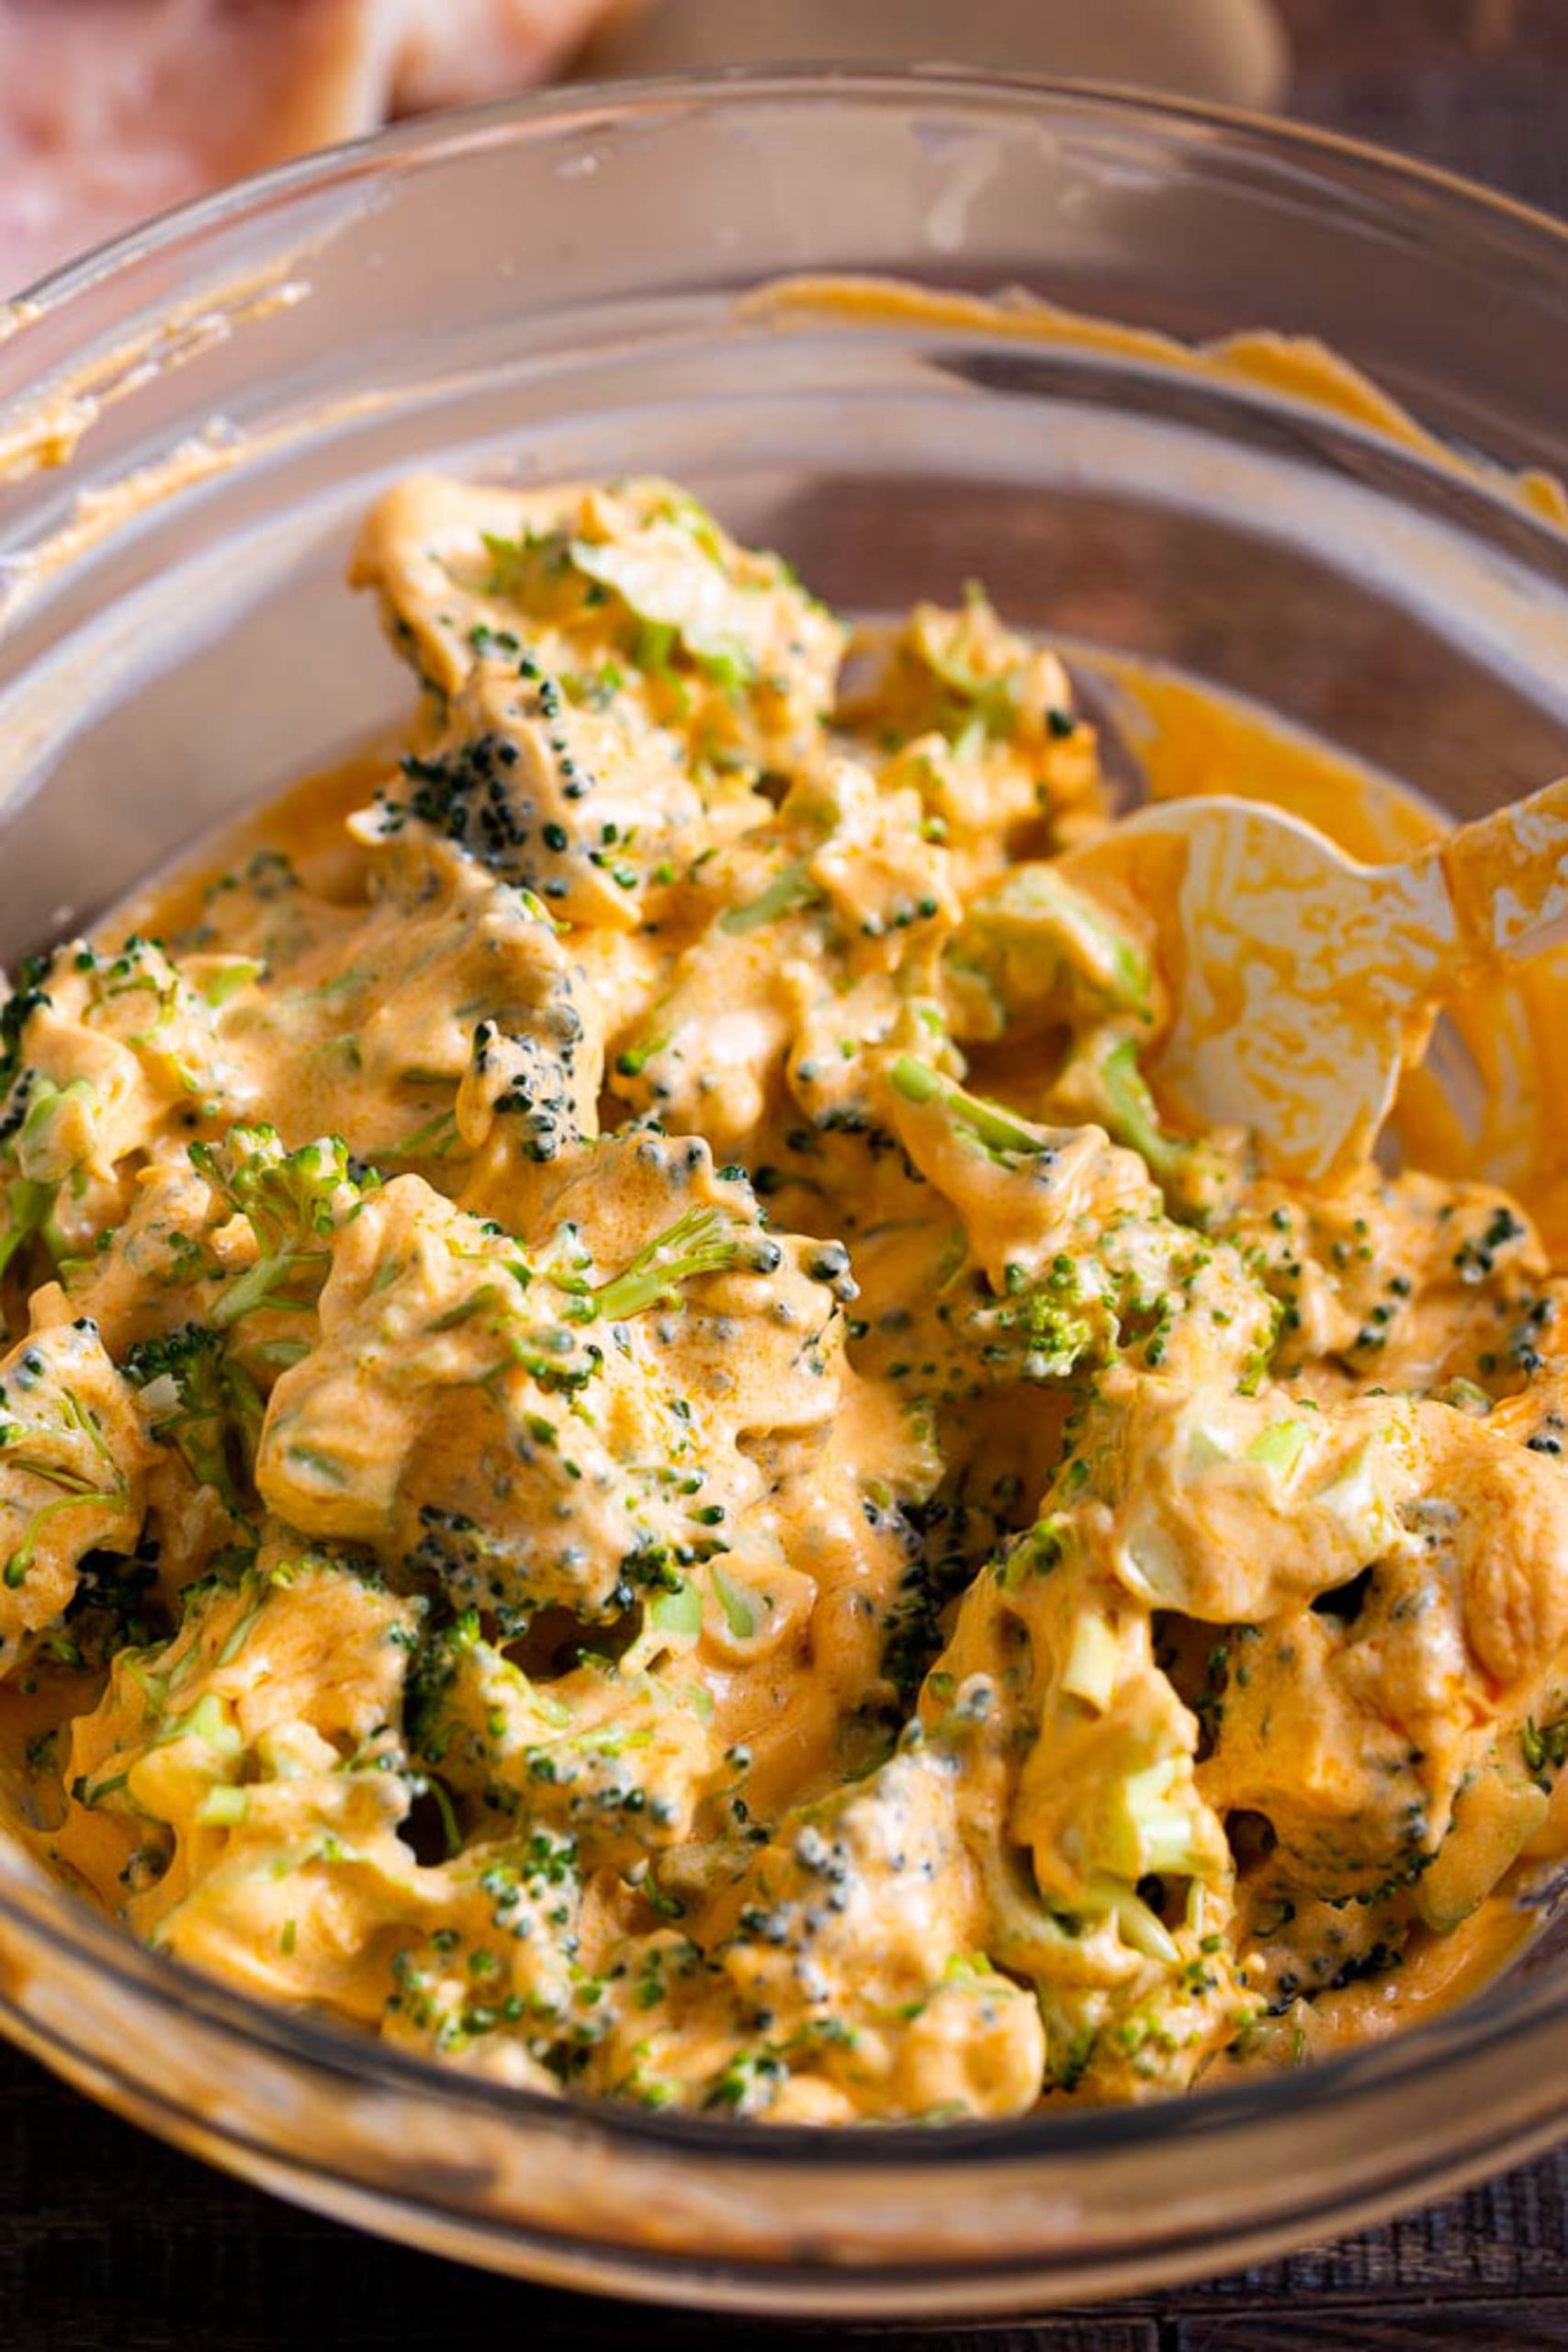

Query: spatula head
(1063, 797), (1456, 1182)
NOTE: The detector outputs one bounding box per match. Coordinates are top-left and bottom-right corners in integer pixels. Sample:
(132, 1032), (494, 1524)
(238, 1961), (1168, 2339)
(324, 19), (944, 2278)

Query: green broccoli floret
(479, 503), (764, 694)
(978, 1257), (1110, 1384)
(475, 1020), (580, 1167)
(13, 1076), (96, 1182)
(570, 533), (759, 691)
(480, 525), (572, 605)
(389, 737), (536, 881)
(0, 952), (55, 1093)
(402, 1603), (485, 1764)
(41, 1538), (166, 1671)
(123, 1323), (259, 1513)
(190, 1126), (371, 1329)
(403, 1505), (537, 1637)
(1092, 1756), (1210, 1884)
(1035, 1732), (1226, 1967)
(77, 933), (182, 1023)
(906, 594), (1027, 744)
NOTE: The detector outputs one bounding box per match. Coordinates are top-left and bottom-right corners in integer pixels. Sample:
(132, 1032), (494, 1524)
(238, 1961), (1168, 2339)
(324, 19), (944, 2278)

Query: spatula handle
(1437, 775), (1568, 958)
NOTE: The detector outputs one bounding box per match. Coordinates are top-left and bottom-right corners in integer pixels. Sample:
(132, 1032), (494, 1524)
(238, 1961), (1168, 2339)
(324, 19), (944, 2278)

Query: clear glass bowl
(1, 68), (1568, 2317)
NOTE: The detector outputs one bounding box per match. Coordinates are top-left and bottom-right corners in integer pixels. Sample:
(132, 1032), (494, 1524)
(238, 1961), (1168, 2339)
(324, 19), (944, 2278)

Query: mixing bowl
(0, 69), (1567, 2317)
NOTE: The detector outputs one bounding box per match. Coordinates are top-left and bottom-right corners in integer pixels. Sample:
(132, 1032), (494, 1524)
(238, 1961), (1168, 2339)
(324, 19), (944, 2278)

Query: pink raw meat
(0, 0), (619, 294)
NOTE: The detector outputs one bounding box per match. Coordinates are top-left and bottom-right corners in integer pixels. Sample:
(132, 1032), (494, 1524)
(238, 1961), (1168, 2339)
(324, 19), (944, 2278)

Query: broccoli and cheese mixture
(0, 473), (1565, 2124)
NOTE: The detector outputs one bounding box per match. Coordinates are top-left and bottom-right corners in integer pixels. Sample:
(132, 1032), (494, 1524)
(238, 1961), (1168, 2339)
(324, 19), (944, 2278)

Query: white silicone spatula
(1060, 779), (1568, 1182)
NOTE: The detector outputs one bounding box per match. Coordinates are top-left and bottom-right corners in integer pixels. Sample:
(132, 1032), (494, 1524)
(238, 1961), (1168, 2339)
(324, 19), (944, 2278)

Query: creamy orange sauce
(0, 474), (1563, 2121)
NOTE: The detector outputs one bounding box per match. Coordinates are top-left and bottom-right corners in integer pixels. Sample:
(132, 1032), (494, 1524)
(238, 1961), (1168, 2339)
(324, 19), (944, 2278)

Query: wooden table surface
(7, 6), (1568, 2346)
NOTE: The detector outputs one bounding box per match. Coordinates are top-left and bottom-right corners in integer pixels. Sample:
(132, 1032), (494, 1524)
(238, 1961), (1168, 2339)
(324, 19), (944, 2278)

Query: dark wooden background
(6, 4), (1568, 2345)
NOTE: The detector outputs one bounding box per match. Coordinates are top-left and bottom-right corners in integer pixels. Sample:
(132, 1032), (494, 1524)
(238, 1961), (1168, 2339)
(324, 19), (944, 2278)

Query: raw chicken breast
(0, 0), (618, 294)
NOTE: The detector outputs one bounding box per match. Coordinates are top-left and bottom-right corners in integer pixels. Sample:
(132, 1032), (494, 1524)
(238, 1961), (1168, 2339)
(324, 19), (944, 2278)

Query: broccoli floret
(479, 505), (766, 695)
(904, 594), (1030, 744)
(479, 524), (573, 605)
(475, 1020), (580, 1166)
(403, 1507), (535, 1636)
(1093, 1756), (1211, 1884)
(570, 531), (760, 690)
(12, 1076), (96, 1184)
(881, 1495), (1003, 1705)
(388, 736), (535, 880)
(123, 1323), (257, 1514)
(1028, 1720), (1228, 1966)
(0, 951), (55, 1093)
(481, 500), (768, 681)
(41, 1538), (167, 1671)
(76, 933), (183, 1021)
(190, 1125), (371, 1329)
(978, 1257), (1111, 1385)
(403, 1604), (484, 1764)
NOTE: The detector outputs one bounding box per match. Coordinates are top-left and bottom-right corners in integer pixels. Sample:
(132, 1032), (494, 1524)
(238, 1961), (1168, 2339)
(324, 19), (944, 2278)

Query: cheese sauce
(0, 472), (1563, 2122)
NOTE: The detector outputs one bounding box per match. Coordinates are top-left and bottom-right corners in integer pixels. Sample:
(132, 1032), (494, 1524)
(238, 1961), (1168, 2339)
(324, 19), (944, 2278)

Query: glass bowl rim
(2, 62), (1567, 2176)
(12, 56), (1568, 323)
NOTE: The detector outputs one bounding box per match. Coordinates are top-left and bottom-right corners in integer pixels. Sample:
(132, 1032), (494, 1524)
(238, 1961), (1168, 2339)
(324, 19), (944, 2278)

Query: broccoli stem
(719, 860), (822, 936)
(0, 1392), (127, 1588)
(0, 1177), (56, 1279)
(1096, 1038), (1187, 1187)
(125, 1323), (253, 1512)
(592, 1207), (742, 1321)
(2, 1487), (121, 1588)
(209, 1248), (333, 1330)
(889, 1056), (1050, 1162)
(1081, 1874), (1181, 1967)
(375, 1107), (460, 1166)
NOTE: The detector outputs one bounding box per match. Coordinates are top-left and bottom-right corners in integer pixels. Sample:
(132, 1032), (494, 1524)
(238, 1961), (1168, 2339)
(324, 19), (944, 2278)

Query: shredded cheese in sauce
(0, 473), (1563, 2122)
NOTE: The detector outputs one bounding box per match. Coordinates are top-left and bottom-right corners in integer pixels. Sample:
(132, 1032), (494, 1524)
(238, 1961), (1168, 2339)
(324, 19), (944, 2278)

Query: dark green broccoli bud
(389, 735), (534, 880)
(0, 951), (55, 1094)
(40, 1538), (167, 1671)
(122, 1323), (255, 1513)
